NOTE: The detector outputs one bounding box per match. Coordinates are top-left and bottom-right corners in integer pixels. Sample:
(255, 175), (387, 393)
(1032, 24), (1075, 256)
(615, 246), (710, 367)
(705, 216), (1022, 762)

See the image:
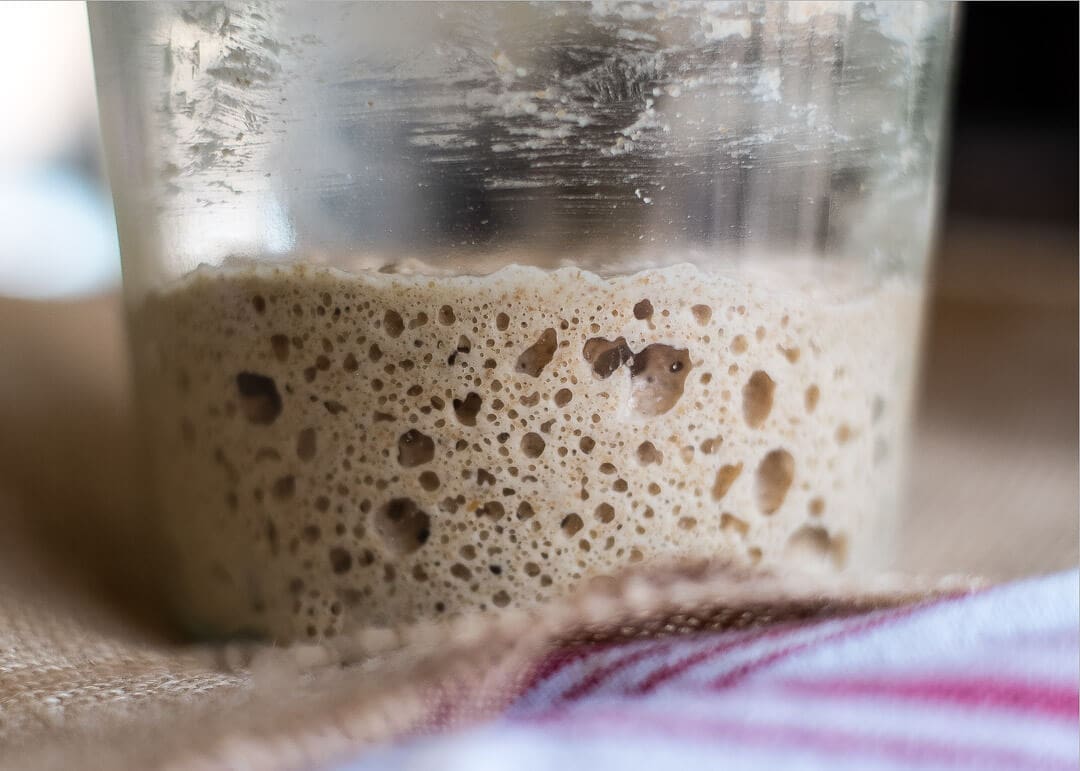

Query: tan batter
(131, 259), (922, 641)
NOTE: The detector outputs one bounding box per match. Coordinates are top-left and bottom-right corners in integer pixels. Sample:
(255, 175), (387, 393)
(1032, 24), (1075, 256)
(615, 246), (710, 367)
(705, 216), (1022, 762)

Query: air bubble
(554, 388), (573, 406)
(691, 304), (712, 325)
(629, 344), (691, 416)
(374, 498), (431, 556)
(720, 513), (748, 537)
(492, 590), (511, 608)
(633, 299), (653, 320)
(496, 312), (510, 331)
(452, 392), (483, 426)
(809, 497), (825, 516)
(712, 462), (742, 501)
(742, 370), (775, 428)
(478, 501), (506, 520)
(252, 295), (266, 313)
(561, 513), (584, 536)
(516, 501), (535, 520)
(450, 563), (472, 580)
(521, 432), (546, 458)
(398, 429), (435, 467)
(236, 372), (282, 425)
(678, 517), (698, 530)
(594, 503), (615, 523)
(328, 547), (352, 574)
(516, 328), (558, 377)
(785, 525), (847, 571)
(384, 310), (404, 337)
(297, 428), (317, 461)
(409, 312), (428, 329)
(270, 335), (289, 362)
(836, 424), (853, 444)
(730, 335), (748, 354)
(779, 345), (800, 363)
(805, 385), (820, 413)
(636, 441), (662, 465)
(438, 305), (455, 325)
(579, 436), (596, 453)
(756, 449), (794, 515)
(419, 471), (440, 491)
(582, 336), (632, 378)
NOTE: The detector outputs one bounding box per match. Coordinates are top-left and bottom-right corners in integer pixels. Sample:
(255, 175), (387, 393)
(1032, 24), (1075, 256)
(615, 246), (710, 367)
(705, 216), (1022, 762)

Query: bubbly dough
(132, 260), (922, 641)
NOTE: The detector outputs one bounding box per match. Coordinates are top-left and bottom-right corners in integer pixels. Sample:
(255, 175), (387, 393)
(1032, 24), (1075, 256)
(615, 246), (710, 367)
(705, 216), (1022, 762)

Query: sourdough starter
(131, 260), (922, 640)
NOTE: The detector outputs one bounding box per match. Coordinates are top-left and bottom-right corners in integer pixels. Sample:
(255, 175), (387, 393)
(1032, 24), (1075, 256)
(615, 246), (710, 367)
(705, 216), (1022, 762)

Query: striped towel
(337, 570), (1079, 771)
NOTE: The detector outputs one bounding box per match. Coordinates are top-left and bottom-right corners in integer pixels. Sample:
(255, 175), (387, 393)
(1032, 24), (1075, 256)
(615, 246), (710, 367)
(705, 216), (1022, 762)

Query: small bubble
(678, 516), (698, 530)
(452, 392), (483, 426)
(582, 336), (632, 378)
(629, 344), (691, 416)
(691, 304), (712, 325)
(720, 513), (748, 537)
(516, 328), (558, 377)
(235, 372), (282, 425)
(786, 525), (847, 571)
(805, 385), (820, 412)
(731, 335), (748, 354)
(554, 388), (573, 407)
(374, 498), (431, 556)
(492, 590), (511, 608)
(742, 371), (775, 428)
(297, 428), (317, 461)
(594, 503), (615, 523)
(270, 334), (289, 362)
(756, 449), (794, 515)
(450, 563), (472, 580)
(343, 353), (359, 372)
(779, 345), (801, 363)
(636, 441), (663, 465)
(438, 305), (455, 325)
(408, 312), (428, 329)
(521, 432), (546, 458)
(579, 436), (596, 453)
(633, 299), (653, 320)
(397, 429), (435, 467)
(419, 471), (440, 491)
(561, 513), (584, 536)
(328, 547), (352, 574)
(478, 501), (505, 520)
(712, 462), (743, 501)
(496, 312), (510, 331)
(252, 294), (266, 313)
(836, 424), (853, 444)
(809, 497), (825, 516)
(384, 310), (404, 337)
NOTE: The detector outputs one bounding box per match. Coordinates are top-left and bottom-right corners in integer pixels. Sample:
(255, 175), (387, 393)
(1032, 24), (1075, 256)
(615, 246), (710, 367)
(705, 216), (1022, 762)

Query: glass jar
(90, 1), (955, 642)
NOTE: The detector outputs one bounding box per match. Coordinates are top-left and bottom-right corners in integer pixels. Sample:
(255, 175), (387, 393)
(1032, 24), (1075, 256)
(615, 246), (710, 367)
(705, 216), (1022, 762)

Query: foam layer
(131, 260), (923, 640)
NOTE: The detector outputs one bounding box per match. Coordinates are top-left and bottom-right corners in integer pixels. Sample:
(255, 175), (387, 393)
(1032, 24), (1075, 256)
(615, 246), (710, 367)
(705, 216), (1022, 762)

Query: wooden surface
(0, 221), (1074, 628)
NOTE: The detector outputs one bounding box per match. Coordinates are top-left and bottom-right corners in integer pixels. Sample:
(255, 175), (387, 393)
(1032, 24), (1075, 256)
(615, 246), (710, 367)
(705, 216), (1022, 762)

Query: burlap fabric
(0, 224), (1075, 769)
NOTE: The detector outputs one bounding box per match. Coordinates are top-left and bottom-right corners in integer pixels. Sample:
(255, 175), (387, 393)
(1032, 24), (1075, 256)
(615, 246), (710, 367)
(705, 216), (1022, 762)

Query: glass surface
(90, 1), (955, 641)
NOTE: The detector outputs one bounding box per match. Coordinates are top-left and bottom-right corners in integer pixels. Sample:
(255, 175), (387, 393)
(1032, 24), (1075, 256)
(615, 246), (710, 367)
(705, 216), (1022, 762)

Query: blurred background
(0, 2), (1075, 616)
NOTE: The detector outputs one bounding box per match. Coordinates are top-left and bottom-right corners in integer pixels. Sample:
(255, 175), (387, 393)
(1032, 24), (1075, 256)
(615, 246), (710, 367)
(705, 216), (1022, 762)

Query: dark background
(946, 1), (1078, 228)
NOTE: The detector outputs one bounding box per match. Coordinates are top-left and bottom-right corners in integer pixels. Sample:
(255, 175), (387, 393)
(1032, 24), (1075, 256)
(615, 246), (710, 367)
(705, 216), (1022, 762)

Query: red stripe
(554, 639), (676, 704)
(705, 605), (930, 692)
(517, 708), (1075, 770)
(780, 675), (1080, 721)
(518, 639), (625, 696)
(622, 619), (819, 696)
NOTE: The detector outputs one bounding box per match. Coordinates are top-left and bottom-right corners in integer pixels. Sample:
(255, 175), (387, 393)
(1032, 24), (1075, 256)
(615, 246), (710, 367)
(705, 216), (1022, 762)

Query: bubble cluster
(134, 260), (919, 640)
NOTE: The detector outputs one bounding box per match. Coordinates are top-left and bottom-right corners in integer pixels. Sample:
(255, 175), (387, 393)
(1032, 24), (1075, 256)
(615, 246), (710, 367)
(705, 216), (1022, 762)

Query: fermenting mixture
(132, 259), (922, 641)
